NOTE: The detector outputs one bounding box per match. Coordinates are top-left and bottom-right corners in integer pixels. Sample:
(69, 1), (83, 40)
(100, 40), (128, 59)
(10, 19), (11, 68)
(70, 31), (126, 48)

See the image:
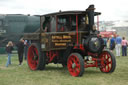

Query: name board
(52, 35), (72, 46)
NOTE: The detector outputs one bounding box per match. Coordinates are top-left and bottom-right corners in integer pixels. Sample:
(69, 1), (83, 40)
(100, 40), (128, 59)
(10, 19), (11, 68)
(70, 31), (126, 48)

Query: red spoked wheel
(67, 53), (84, 77)
(27, 43), (46, 70)
(99, 50), (116, 73)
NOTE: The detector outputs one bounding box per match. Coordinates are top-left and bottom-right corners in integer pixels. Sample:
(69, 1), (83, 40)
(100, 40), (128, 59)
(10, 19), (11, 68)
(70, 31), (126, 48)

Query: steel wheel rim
(67, 55), (81, 77)
(100, 52), (112, 72)
(28, 45), (39, 70)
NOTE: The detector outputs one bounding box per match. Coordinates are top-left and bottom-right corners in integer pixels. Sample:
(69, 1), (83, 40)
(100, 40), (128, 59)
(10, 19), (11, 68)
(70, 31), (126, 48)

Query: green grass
(0, 54), (128, 85)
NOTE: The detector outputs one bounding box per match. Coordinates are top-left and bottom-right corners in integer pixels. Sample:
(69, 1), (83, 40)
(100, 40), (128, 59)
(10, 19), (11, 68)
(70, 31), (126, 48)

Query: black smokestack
(86, 5), (95, 32)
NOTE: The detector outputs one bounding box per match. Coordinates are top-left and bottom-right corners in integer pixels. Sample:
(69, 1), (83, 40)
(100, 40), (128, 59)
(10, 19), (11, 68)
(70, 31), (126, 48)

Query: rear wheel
(99, 50), (116, 73)
(27, 43), (46, 70)
(67, 53), (84, 77)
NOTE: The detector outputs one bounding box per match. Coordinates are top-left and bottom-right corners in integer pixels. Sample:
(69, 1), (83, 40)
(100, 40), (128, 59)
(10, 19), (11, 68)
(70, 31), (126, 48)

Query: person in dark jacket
(99, 35), (104, 50)
(16, 39), (24, 65)
(110, 35), (115, 52)
(24, 40), (30, 60)
(6, 41), (13, 67)
(99, 35), (104, 45)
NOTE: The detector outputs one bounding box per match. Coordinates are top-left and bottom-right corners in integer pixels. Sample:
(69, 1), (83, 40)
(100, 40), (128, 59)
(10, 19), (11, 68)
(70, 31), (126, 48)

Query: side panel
(41, 31), (87, 51)
(41, 32), (76, 51)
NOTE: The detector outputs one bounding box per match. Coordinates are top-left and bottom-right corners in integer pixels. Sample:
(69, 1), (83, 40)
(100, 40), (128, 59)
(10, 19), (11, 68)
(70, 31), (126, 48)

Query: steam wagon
(24, 5), (116, 77)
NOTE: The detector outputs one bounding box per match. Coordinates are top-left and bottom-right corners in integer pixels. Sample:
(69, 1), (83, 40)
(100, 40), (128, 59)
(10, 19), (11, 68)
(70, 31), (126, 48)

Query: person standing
(5, 41), (13, 67)
(109, 35), (115, 52)
(121, 37), (128, 56)
(99, 35), (104, 46)
(102, 37), (107, 49)
(24, 40), (28, 60)
(16, 39), (24, 65)
(115, 35), (122, 57)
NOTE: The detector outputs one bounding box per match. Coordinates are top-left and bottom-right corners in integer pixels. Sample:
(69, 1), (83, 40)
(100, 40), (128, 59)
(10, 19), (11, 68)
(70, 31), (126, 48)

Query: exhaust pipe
(86, 5), (95, 32)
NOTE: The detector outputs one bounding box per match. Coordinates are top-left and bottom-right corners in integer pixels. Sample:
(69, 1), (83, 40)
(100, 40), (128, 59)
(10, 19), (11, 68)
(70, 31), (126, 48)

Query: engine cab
(38, 5), (102, 53)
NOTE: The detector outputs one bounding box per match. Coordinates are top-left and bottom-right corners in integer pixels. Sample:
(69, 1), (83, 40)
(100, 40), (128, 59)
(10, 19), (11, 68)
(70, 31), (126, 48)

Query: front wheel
(67, 53), (84, 77)
(27, 43), (46, 70)
(99, 50), (116, 73)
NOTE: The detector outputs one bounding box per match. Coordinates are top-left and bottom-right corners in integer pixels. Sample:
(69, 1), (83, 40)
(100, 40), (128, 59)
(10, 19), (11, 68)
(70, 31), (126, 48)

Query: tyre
(67, 53), (84, 77)
(27, 43), (46, 70)
(99, 50), (116, 73)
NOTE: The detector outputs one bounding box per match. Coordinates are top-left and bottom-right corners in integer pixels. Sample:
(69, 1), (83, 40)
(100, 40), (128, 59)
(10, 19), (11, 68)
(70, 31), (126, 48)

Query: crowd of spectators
(102, 34), (128, 57)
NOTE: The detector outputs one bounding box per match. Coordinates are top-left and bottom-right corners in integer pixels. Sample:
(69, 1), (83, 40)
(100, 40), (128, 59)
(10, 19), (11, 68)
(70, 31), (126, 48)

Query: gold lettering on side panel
(52, 35), (72, 46)
(52, 36), (62, 39)
(55, 43), (66, 46)
(63, 35), (71, 39)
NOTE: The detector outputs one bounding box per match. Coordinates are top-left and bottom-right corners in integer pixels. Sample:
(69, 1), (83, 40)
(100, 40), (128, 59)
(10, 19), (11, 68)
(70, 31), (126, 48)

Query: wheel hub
(72, 63), (76, 69)
(33, 56), (38, 60)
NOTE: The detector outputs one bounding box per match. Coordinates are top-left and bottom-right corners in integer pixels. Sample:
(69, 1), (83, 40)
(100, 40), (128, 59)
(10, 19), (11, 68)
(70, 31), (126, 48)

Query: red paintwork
(74, 44), (85, 52)
(84, 57), (100, 68)
(45, 45), (113, 72)
(73, 46), (100, 68)
(79, 44), (85, 52)
(61, 26), (64, 31)
(84, 52), (99, 68)
(27, 45), (39, 70)
(67, 54), (81, 77)
(87, 52), (98, 57)
(46, 51), (58, 63)
(84, 51), (113, 72)
(99, 51), (113, 72)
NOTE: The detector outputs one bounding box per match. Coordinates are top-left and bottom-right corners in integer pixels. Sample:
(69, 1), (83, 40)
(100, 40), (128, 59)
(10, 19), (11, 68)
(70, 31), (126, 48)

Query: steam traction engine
(24, 5), (116, 77)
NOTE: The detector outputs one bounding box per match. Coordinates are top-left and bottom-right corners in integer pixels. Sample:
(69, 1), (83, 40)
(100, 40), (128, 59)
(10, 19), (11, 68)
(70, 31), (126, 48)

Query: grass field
(0, 53), (128, 85)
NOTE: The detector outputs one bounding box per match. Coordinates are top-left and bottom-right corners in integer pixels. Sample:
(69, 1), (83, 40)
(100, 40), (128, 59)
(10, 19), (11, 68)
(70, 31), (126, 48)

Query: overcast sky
(0, 0), (128, 21)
